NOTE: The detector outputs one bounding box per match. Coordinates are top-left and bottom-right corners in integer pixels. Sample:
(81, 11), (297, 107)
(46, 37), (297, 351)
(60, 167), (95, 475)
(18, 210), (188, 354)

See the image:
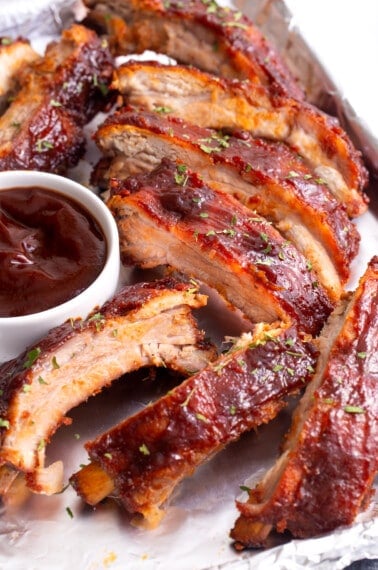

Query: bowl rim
(0, 170), (120, 323)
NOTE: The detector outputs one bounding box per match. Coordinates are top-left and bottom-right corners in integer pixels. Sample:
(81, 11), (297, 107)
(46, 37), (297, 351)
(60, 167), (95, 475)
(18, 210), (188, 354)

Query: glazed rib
(71, 323), (317, 527)
(0, 25), (113, 173)
(83, 0), (304, 99)
(0, 37), (39, 114)
(0, 278), (215, 495)
(107, 158), (333, 335)
(113, 61), (368, 217)
(95, 109), (360, 300)
(231, 256), (378, 547)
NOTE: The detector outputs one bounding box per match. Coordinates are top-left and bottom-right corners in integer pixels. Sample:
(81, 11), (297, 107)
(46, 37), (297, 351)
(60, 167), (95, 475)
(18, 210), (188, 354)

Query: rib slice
(95, 108), (360, 300)
(113, 61), (368, 217)
(231, 256), (378, 547)
(70, 322), (317, 527)
(0, 37), (39, 114)
(0, 24), (113, 173)
(107, 158), (333, 335)
(0, 278), (215, 495)
(83, 0), (304, 99)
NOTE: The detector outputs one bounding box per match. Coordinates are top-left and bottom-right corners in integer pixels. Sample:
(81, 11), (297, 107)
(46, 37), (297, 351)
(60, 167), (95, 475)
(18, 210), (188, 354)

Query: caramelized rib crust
(113, 61), (368, 217)
(0, 25), (113, 173)
(108, 158), (333, 335)
(231, 256), (378, 546)
(83, 0), (304, 99)
(0, 278), (215, 494)
(0, 37), (39, 114)
(96, 108), (360, 299)
(71, 324), (317, 526)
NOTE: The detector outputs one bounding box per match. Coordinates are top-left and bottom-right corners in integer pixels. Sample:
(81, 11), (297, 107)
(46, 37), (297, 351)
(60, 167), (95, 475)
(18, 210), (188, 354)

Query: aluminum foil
(0, 1), (377, 569)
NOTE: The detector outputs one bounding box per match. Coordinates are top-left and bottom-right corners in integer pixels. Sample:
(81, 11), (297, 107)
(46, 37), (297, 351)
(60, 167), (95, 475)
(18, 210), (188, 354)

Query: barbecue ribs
(95, 108), (359, 300)
(107, 158), (333, 335)
(0, 278), (215, 495)
(113, 61), (368, 217)
(231, 256), (378, 547)
(83, 0), (304, 99)
(0, 37), (39, 114)
(0, 25), (113, 173)
(71, 322), (317, 527)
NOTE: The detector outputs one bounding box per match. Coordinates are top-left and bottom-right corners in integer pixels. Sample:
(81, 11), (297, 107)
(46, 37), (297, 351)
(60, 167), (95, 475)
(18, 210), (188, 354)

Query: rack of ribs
(70, 322), (317, 527)
(107, 158), (333, 335)
(0, 24), (113, 173)
(83, 0), (304, 99)
(230, 256), (378, 548)
(0, 37), (39, 115)
(0, 278), (216, 496)
(112, 61), (368, 217)
(95, 108), (360, 301)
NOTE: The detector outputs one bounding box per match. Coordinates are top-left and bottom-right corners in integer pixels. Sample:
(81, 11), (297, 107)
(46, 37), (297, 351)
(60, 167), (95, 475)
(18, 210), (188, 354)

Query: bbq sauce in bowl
(0, 170), (120, 362)
(0, 187), (107, 317)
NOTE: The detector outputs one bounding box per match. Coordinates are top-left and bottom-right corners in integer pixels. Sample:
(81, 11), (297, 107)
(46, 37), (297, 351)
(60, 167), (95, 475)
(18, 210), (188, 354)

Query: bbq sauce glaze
(0, 187), (107, 317)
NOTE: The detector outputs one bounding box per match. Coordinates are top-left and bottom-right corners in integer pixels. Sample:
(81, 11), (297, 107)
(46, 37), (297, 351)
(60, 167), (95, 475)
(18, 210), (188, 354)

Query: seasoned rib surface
(0, 278), (215, 495)
(108, 158), (333, 335)
(0, 37), (39, 114)
(113, 61), (368, 217)
(96, 109), (360, 300)
(0, 25), (113, 173)
(231, 256), (378, 547)
(71, 323), (317, 526)
(84, 0), (303, 99)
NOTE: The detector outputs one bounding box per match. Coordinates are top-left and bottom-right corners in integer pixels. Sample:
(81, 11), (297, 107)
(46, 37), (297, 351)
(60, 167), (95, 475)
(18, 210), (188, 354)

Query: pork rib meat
(83, 0), (304, 99)
(70, 322), (317, 527)
(113, 61), (368, 217)
(0, 278), (215, 495)
(231, 256), (378, 547)
(107, 158), (333, 335)
(95, 108), (360, 300)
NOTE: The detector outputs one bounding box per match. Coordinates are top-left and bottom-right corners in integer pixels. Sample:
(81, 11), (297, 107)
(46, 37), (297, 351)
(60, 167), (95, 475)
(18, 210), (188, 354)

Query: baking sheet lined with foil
(0, 1), (377, 569)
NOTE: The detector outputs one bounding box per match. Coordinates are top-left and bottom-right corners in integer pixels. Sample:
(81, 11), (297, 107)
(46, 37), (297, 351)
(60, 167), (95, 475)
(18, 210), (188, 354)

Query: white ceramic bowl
(0, 171), (120, 362)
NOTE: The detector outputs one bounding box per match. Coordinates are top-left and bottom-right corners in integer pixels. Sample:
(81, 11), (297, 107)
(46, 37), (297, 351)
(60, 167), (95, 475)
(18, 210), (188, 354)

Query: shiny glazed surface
(0, 186), (107, 317)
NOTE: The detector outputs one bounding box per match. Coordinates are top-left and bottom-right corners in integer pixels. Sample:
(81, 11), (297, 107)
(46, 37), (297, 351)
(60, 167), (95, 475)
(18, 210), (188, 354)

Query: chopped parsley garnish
(154, 106), (173, 114)
(139, 443), (150, 455)
(357, 352), (367, 359)
(66, 506), (74, 519)
(174, 164), (188, 186)
(23, 347), (41, 369)
(51, 356), (60, 369)
(50, 99), (62, 107)
(35, 139), (54, 153)
(196, 412), (209, 423)
(344, 405), (365, 414)
(0, 418), (10, 429)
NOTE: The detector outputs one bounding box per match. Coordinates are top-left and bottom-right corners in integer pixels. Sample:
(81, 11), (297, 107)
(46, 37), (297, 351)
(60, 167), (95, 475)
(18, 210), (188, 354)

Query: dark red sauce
(0, 187), (107, 317)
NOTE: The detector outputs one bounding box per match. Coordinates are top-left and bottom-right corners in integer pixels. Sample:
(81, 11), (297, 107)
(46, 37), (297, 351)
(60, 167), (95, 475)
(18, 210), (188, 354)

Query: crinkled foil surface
(0, 1), (377, 569)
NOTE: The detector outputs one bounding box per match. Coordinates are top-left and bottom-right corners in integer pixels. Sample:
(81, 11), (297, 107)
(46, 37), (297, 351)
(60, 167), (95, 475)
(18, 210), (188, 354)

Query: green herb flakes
(344, 405), (365, 414)
(66, 506), (74, 519)
(196, 412), (209, 423)
(35, 139), (54, 152)
(139, 443), (150, 455)
(51, 356), (60, 370)
(23, 347), (41, 369)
